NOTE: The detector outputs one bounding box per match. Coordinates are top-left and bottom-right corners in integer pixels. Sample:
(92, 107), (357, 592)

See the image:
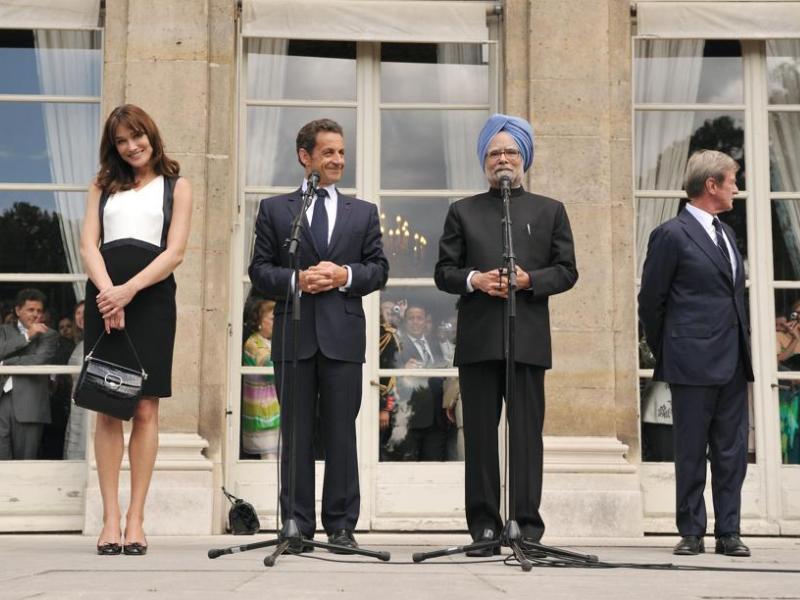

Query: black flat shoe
(673, 535), (704, 555)
(123, 542), (148, 556)
(465, 528), (501, 557)
(96, 542), (122, 555)
(327, 529), (358, 554)
(715, 534), (750, 557)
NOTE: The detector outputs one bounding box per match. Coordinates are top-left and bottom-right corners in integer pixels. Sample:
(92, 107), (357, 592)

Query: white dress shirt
(685, 203), (737, 279)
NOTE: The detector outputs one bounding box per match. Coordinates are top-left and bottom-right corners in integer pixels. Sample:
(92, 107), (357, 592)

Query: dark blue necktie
(310, 188), (329, 257)
(712, 217), (732, 273)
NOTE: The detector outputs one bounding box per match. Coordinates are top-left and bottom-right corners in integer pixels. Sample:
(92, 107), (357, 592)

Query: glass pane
(640, 375), (756, 464)
(0, 102), (100, 184)
(635, 111), (745, 191)
(636, 197), (747, 278)
(0, 29), (101, 96)
(381, 196), (455, 278)
(381, 109), (487, 190)
(245, 39), (356, 101)
(381, 43), (489, 104)
(0, 282), (86, 461)
(0, 191), (86, 274)
(769, 112), (800, 192)
(245, 106), (356, 188)
(639, 377), (674, 462)
(379, 287), (458, 365)
(767, 40), (800, 105)
(243, 193), (261, 271)
(771, 200), (800, 280)
(634, 40), (742, 104)
(379, 374), (461, 462)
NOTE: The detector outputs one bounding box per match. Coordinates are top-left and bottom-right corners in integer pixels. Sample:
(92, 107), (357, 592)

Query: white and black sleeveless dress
(84, 176), (178, 398)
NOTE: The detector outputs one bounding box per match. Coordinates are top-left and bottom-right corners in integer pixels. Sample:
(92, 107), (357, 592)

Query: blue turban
(477, 113), (535, 172)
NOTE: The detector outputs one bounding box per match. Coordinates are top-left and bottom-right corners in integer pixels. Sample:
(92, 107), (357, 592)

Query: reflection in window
(379, 290), (461, 462)
(635, 111), (745, 191)
(635, 40), (742, 105)
(380, 197), (453, 278)
(767, 39), (800, 105)
(245, 106), (356, 189)
(771, 200), (800, 280)
(246, 39), (356, 101)
(769, 112), (800, 192)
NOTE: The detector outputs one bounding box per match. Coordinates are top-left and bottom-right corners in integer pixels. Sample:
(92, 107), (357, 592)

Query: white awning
(0, 0), (99, 29)
(242, 0), (491, 43)
(637, 2), (800, 39)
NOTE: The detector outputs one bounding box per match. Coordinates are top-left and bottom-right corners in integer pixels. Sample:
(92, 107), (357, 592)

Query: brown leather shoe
(673, 535), (705, 555)
(715, 534), (750, 557)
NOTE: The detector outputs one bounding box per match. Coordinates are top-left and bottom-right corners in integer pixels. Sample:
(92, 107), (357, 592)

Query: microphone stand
(209, 178), (390, 566)
(413, 178), (597, 571)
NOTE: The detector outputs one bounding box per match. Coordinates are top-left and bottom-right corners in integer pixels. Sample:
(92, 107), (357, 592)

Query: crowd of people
(0, 291), (86, 461)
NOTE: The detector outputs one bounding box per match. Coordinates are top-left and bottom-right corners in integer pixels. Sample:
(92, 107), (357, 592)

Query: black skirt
(84, 241), (176, 398)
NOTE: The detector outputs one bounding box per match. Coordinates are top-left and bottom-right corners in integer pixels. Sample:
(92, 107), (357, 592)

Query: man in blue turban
(435, 113), (578, 556)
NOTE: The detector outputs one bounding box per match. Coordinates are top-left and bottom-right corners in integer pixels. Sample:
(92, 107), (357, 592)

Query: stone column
(503, 0), (642, 536)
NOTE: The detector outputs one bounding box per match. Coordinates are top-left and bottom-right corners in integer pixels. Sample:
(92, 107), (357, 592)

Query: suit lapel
(678, 209), (733, 285)
(327, 190), (352, 258)
(285, 188), (321, 260)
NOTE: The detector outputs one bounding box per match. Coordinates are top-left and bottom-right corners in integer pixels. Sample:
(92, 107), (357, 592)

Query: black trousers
(459, 360), (546, 542)
(275, 352), (362, 538)
(670, 360), (749, 537)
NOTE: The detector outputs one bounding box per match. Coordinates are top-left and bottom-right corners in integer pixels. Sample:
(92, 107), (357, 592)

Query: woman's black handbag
(74, 329), (147, 421)
(223, 487), (260, 535)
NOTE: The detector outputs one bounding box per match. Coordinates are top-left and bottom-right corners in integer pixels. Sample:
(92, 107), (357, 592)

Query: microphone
(499, 175), (511, 198)
(307, 171), (320, 196)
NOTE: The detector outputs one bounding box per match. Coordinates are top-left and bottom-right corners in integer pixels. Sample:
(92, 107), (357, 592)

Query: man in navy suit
(639, 150), (754, 557)
(249, 119), (388, 552)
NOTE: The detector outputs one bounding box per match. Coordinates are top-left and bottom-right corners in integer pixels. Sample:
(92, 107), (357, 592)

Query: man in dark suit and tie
(639, 150), (753, 557)
(0, 288), (58, 460)
(434, 114), (578, 555)
(395, 304), (449, 461)
(249, 118), (388, 552)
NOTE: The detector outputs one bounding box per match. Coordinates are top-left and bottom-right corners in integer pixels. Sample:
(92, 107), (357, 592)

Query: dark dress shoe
(715, 534), (751, 557)
(286, 538), (314, 554)
(673, 535), (704, 555)
(96, 542), (122, 555)
(465, 528), (501, 557)
(327, 529), (358, 554)
(122, 542), (148, 556)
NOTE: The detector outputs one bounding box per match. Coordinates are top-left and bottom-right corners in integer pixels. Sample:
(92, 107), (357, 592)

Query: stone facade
(89, 0), (641, 536)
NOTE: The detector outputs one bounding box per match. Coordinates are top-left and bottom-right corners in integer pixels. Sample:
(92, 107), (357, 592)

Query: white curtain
(635, 39), (704, 275)
(439, 44), (486, 191)
(769, 40), (800, 276)
(245, 39), (288, 263)
(34, 30), (99, 300)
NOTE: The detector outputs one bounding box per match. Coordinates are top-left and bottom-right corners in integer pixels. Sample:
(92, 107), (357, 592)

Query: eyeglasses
(486, 148), (521, 160)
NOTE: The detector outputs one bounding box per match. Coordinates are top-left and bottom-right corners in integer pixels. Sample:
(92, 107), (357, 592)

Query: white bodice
(103, 175), (165, 248)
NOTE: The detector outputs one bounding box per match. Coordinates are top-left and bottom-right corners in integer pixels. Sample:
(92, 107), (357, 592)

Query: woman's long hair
(96, 104), (180, 194)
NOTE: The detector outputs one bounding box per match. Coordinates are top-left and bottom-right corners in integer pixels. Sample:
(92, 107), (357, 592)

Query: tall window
(0, 28), (102, 460)
(634, 39), (751, 463)
(235, 39), (493, 463)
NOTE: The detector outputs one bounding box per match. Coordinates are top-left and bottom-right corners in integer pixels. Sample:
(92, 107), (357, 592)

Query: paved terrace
(1, 533), (799, 599)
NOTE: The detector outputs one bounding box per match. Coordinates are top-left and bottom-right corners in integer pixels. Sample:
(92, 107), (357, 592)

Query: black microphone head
(499, 175), (511, 192)
(309, 171), (320, 188)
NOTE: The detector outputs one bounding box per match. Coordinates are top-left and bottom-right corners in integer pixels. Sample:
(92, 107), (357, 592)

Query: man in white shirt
(0, 288), (58, 459)
(639, 150), (753, 557)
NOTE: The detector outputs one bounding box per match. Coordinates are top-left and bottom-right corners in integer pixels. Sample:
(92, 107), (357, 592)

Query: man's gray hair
(683, 150), (739, 199)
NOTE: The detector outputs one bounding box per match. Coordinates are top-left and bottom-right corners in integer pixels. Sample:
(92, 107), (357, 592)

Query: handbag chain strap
(86, 329), (148, 379)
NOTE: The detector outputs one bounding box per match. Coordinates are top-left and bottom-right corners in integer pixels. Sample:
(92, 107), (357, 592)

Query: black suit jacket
(396, 332), (445, 430)
(248, 187), (389, 363)
(638, 208), (754, 385)
(0, 324), (58, 424)
(434, 187), (578, 368)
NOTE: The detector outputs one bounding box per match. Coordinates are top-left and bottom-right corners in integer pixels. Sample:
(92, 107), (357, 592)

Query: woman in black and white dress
(80, 104), (192, 555)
